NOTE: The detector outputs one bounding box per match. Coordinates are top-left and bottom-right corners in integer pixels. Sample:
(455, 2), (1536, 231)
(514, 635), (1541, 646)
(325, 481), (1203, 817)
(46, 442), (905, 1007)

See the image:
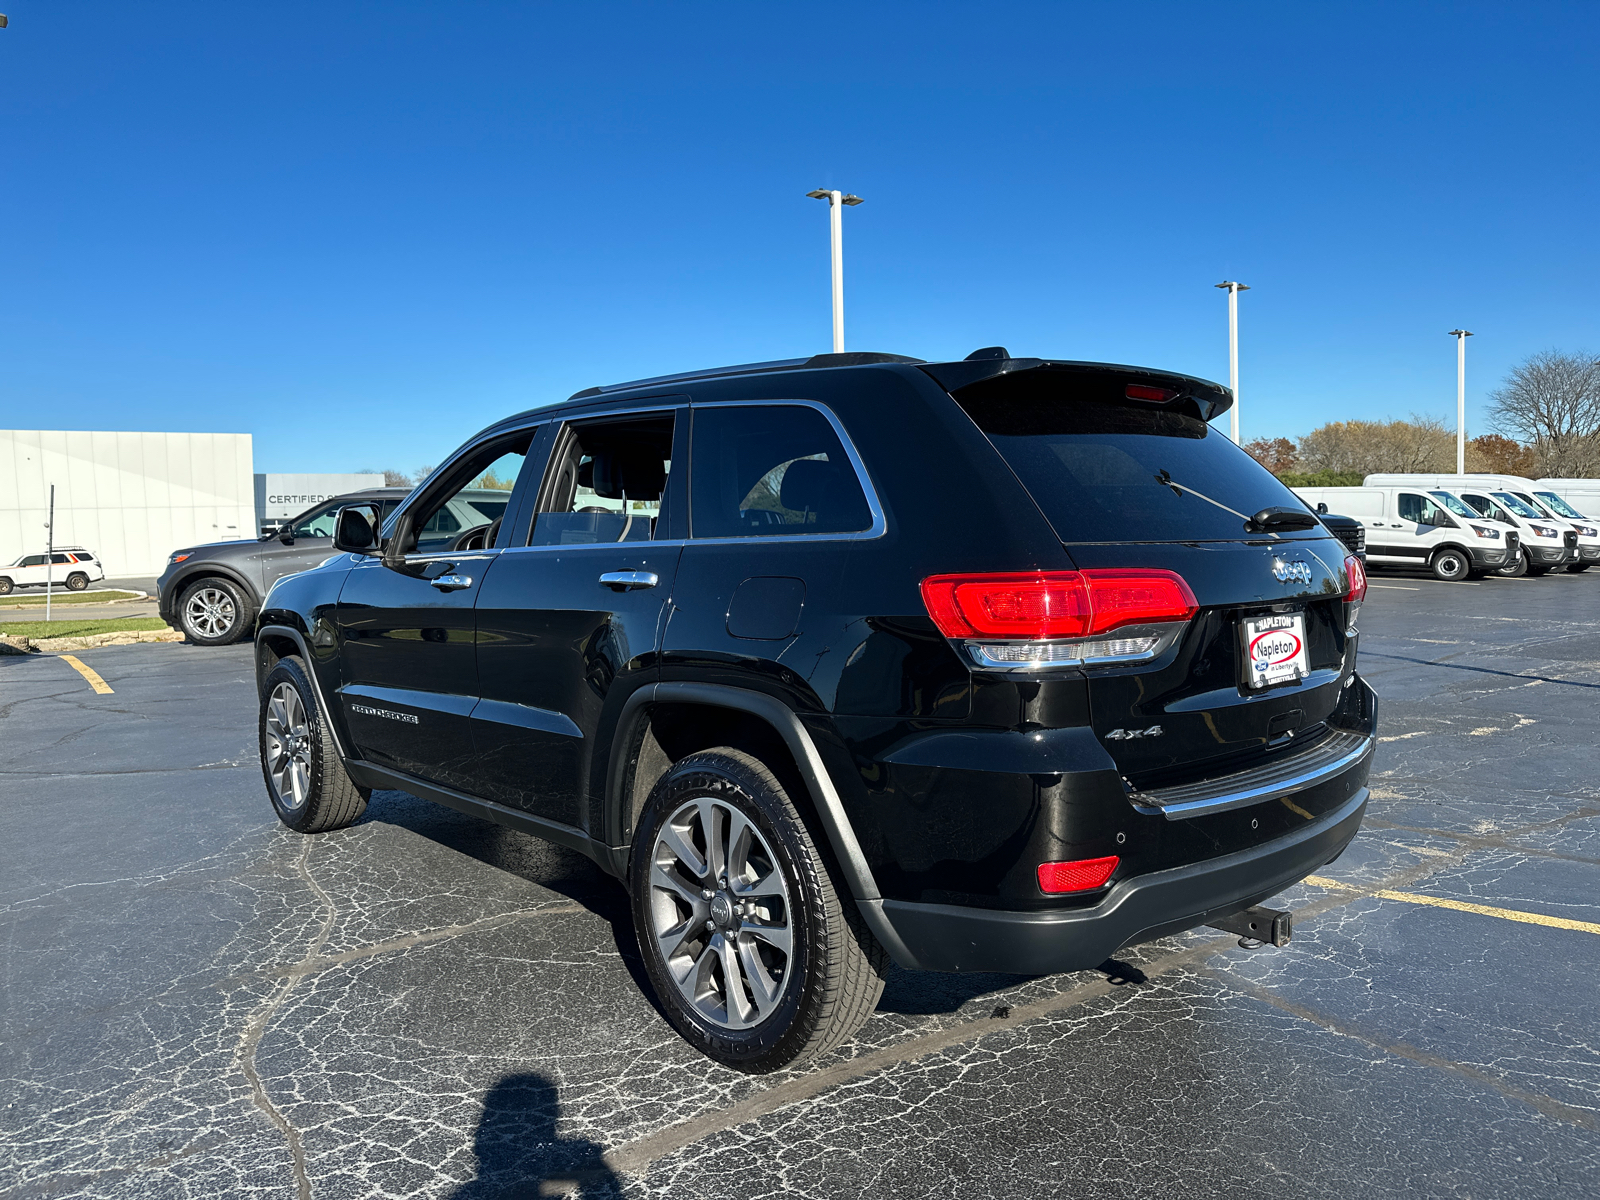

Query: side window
(1397, 493), (1426, 523)
(51, 553), (72, 564)
(291, 501), (345, 539)
(530, 415), (673, 547)
(21, 555), (47, 567)
(690, 405), (872, 539)
(402, 433), (533, 556)
(1461, 493), (1491, 516)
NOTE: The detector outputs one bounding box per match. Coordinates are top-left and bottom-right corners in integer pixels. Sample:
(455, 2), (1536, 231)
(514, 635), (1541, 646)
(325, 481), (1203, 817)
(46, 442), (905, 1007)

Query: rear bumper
(864, 767), (1369, 975)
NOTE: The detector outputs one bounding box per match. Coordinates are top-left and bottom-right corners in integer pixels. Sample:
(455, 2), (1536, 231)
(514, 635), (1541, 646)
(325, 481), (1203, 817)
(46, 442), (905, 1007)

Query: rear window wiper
(1153, 471), (1316, 533)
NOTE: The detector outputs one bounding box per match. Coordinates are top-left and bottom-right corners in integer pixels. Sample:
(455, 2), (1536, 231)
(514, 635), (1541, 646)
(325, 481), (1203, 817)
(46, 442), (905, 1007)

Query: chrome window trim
(499, 396), (886, 552)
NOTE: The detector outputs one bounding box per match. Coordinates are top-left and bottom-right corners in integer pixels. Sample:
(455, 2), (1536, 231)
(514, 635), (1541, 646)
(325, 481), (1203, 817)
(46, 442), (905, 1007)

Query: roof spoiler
(919, 357), (1233, 423)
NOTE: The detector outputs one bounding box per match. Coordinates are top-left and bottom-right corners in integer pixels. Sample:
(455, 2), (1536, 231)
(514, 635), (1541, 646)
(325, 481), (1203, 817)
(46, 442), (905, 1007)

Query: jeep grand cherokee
(252, 349), (1376, 1071)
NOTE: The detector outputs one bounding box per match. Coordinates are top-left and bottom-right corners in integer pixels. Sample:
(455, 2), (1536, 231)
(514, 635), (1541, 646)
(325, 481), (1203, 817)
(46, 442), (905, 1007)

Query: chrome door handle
(600, 571), (659, 591)
(430, 574), (473, 591)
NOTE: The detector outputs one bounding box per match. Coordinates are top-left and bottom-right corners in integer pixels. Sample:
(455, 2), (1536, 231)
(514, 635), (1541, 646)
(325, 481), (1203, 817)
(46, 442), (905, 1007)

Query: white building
(255, 473), (386, 534)
(0, 429), (255, 578)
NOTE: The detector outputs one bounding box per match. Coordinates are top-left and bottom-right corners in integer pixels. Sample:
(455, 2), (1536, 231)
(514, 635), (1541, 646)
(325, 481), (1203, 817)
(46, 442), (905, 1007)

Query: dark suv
(253, 350), (1376, 1071)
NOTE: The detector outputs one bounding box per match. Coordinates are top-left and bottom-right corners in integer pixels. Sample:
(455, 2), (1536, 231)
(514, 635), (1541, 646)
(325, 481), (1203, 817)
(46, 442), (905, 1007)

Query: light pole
(1214, 282), (1250, 442)
(806, 188), (863, 353)
(1448, 329), (1473, 474)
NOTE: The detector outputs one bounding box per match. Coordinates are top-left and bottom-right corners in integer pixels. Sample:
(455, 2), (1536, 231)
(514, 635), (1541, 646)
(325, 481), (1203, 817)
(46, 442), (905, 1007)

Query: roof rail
(568, 351), (925, 400)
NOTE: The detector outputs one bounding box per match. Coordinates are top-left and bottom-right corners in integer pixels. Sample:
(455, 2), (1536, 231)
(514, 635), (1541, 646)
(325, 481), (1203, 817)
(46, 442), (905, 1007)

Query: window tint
(20, 555), (47, 566)
(50, 553), (72, 564)
(530, 415), (673, 547)
(690, 405), (872, 539)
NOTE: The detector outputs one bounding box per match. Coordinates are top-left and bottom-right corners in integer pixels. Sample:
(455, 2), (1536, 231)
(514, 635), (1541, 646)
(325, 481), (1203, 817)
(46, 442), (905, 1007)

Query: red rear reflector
(920, 570), (1197, 640)
(1344, 554), (1367, 602)
(1125, 384), (1176, 402)
(1037, 855), (1120, 893)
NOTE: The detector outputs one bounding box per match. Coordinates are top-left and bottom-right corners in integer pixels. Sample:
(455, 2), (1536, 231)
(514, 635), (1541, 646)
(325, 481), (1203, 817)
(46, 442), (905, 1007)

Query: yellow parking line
(1305, 875), (1600, 936)
(60, 654), (114, 695)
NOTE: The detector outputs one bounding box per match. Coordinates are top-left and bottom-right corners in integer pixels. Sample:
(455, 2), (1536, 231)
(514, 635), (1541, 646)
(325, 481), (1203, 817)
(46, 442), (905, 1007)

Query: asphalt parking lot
(4, 570), (1599, 1199)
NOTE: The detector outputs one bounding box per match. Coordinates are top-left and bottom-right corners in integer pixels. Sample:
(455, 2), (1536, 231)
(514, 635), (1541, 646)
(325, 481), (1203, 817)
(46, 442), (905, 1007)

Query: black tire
(629, 747), (888, 1073)
(1430, 547), (1470, 582)
(1494, 550), (1529, 578)
(1528, 563), (1552, 577)
(178, 576), (256, 646)
(65, 572), (89, 591)
(1566, 562), (1591, 574)
(258, 655), (369, 833)
(0, 577), (11, 595)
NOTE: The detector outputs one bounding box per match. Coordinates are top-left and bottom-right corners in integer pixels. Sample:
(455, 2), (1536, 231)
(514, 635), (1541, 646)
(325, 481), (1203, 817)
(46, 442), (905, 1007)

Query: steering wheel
(450, 517), (502, 552)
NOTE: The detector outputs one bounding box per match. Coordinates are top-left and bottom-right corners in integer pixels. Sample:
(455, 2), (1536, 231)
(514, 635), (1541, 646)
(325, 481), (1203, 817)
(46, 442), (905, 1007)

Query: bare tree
(412, 465), (436, 485)
(1486, 350), (1600, 477)
(357, 468), (414, 487)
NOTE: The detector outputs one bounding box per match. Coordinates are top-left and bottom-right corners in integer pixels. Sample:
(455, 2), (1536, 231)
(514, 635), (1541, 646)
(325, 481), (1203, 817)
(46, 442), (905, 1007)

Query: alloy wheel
(263, 682), (312, 810)
(648, 796), (794, 1030)
(185, 587), (235, 638)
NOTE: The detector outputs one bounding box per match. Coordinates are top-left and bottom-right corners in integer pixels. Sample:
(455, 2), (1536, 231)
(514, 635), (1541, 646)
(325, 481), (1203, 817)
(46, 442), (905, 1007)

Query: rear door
(950, 372), (1357, 785)
(470, 410), (683, 830)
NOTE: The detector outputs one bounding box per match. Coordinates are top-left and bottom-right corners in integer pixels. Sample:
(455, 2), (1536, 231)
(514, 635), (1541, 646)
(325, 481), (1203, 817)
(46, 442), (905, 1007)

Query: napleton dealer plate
(1242, 611), (1309, 689)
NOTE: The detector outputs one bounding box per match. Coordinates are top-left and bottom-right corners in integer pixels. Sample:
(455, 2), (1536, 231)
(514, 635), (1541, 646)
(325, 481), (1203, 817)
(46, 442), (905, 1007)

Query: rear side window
(954, 373), (1312, 543)
(690, 405), (872, 539)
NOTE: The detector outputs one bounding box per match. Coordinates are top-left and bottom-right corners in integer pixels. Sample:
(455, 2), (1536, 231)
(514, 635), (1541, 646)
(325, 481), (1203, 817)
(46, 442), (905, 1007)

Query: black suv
(253, 350), (1376, 1071)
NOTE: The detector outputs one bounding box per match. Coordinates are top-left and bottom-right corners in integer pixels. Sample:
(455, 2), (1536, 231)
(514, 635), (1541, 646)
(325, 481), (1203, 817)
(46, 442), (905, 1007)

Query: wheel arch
(605, 683), (880, 905)
(254, 623), (352, 762)
(170, 563), (261, 611)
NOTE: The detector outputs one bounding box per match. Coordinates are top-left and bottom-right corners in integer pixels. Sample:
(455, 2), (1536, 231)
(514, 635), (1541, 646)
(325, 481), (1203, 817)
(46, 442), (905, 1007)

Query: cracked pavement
(3, 571), (1599, 1198)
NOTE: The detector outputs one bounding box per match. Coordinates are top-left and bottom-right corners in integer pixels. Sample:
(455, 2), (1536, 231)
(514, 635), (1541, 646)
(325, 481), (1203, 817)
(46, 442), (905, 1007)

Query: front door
(471, 411), (683, 831)
(334, 432), (536, 790)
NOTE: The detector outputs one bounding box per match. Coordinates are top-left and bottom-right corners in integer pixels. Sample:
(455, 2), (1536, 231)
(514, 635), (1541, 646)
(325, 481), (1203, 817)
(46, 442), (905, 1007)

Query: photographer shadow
(450, 1072), (622, 1199)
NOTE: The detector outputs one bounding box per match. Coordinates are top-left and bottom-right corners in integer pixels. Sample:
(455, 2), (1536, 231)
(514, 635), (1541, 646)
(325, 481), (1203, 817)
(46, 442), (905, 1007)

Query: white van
(1535, 479), (1600, 529)
(1293, 485), (1519, 581)
(1364, 474), (1595, 574)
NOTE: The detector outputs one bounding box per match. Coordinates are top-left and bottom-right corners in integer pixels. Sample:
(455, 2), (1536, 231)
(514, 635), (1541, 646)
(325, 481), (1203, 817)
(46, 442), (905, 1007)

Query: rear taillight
(1343, 555), (1367, 603)
(1343, 554), (1366, 636)
(920, 570), (1197, 669)
(1037, 855), (1120, 894)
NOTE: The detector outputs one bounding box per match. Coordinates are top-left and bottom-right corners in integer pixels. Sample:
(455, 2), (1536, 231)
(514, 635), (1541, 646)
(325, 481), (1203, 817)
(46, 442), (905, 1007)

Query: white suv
(0, 548), (107, 594)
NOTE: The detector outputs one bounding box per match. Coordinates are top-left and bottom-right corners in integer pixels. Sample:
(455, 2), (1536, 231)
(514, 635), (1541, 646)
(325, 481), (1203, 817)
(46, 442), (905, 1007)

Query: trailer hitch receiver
(1208, 905), (1292, 948)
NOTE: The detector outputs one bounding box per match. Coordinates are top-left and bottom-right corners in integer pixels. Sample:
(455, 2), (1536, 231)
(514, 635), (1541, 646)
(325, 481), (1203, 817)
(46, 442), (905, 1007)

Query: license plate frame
(1240, 610), (1310, 690)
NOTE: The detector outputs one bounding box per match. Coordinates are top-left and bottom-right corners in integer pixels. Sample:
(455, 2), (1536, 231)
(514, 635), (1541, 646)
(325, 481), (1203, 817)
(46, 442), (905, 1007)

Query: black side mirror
(279, 531), (295, 545)
(1316, 502), (1328, 513)
(334, 504), (383, 555)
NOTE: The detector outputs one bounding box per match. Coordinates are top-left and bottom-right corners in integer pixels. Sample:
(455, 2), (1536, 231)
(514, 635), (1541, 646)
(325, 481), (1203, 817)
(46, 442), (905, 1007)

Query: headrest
(590, 445), (666, 501)
(778, 458), (841, 514)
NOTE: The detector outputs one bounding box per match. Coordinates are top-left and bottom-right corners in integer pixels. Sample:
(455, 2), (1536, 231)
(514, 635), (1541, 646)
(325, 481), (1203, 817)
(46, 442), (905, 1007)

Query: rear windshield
(956, 383), (1310, 543)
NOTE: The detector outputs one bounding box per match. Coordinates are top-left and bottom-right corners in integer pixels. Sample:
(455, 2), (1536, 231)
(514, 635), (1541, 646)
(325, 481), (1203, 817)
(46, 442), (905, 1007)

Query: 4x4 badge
(1272, 557), (1313, 584)
(1106, 726), (1163, 740)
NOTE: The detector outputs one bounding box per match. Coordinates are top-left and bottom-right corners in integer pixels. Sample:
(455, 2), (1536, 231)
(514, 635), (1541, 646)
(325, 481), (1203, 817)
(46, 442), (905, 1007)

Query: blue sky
(2, 2), (1596, 473)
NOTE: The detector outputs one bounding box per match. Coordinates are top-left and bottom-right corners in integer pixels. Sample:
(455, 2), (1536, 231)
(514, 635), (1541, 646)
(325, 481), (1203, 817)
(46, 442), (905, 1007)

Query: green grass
(0, 617), (171, 640)
(0, 589), (142, 608)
